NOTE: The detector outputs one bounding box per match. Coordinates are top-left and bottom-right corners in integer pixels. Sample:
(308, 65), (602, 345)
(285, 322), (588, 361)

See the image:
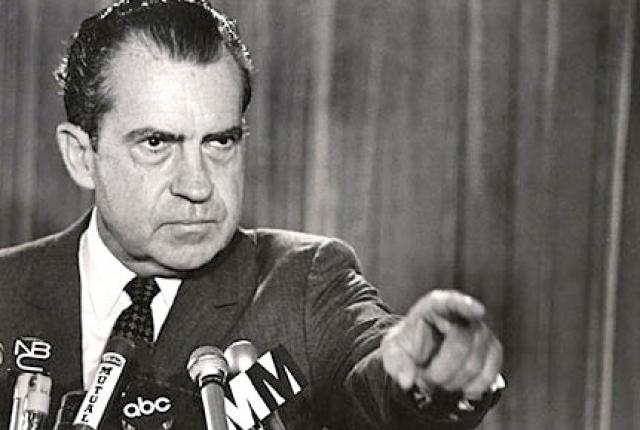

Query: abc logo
(123, 396), (171, 418)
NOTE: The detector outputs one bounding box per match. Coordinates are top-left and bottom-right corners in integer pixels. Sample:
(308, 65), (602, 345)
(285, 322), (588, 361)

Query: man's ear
(56, 122), (96, 190)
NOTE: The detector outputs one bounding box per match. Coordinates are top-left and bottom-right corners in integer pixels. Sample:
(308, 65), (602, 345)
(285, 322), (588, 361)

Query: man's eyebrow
(123, 127), (185, 143)
(202, 125), (244, 142)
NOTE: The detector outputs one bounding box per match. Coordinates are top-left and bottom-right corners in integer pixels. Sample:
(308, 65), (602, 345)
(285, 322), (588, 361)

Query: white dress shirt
(78, 210), (182, 389)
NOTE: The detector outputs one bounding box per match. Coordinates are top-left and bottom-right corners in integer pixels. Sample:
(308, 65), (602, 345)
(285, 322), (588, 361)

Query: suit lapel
(20, 214), (90, 394)
(153, 229), (258, 382)
(16, 219), (258, 390)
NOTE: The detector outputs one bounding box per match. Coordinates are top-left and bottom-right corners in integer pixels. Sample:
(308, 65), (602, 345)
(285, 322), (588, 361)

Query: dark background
(1, 1), (639, 429)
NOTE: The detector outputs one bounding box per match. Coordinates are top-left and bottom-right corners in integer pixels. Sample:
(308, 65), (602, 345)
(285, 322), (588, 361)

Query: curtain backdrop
(1, 1), (638, 429)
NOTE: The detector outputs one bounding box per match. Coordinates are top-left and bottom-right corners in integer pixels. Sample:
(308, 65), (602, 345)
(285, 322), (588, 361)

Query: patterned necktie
(110, 277), (160, 345)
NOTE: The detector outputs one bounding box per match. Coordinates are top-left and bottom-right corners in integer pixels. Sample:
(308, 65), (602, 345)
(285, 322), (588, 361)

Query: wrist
(411, 374), (506, 423)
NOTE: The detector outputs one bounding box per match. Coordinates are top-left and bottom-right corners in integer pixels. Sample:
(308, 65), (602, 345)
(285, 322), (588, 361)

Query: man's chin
(153, 249), (221, 274)
(112, 241), (224, 277)
(136, 227), (236, 276)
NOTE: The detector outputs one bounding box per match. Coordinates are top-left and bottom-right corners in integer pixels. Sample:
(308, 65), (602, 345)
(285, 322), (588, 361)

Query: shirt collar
(81, 209), (181, 319)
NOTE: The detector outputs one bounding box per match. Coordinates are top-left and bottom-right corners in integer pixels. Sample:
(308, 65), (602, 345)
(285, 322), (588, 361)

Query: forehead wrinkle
(102, 36), (244, 118)
(100, 42), (243, 142)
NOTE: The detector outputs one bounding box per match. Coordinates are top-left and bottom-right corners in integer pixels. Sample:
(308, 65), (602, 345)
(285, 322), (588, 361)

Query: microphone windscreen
(224, 341), (258, 377)
(53, 391), (85, 430)
(119, 375), (204, 430)
(187, 346), (228, 387)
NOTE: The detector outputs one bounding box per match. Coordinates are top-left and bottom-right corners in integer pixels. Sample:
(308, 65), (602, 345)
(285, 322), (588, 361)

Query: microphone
(224, 341), (286, 430)
(222, 344), (307, 430)
(120, 376), (176, 430)
(52, 391), (86, 430)
(9, 373), (33, 430)
(224, 341), (257, 378)
(8, 372), (52, 430)
(121, 373), (220, 430)
(23, 373), (52, 430)
(73, 336), (138, 430)
(187, 346), (229, 430)
(8, 337), (53, 430)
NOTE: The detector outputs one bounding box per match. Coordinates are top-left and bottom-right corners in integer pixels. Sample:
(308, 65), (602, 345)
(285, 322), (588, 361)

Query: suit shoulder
(0, 235), (62, 295)
(0, 214), (88, 267)
(0, 225), (83, 281)
(241, 228), (360, 279)
(0, 233), (60, 264)
(246, 228), (355, 257)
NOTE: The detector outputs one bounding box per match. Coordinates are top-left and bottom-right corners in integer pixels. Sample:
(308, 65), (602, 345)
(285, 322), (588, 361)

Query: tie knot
(124, 277), (160, 306)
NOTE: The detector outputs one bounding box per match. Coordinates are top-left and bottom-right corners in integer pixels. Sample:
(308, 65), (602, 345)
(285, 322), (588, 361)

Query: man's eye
(142, 136), (168, 152)
(202, 135), (240, 162)
(205, 136), (236, 149)
(204, 136), (238, 151)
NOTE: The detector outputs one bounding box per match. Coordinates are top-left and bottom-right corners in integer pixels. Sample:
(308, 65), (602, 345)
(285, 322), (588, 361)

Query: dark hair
(55, 0), (253, 141)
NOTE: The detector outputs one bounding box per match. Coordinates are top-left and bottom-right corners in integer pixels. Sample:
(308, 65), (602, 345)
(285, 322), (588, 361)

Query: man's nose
(170, 147), (213, 202)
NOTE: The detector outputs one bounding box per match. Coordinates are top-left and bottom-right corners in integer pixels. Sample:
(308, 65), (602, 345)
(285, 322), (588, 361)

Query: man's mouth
(170, 219), (217, 225)
(162, 220), (219, 242)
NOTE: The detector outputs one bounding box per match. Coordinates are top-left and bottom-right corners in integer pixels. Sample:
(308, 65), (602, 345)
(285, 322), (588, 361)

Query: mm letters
(225, 345), (308, 430)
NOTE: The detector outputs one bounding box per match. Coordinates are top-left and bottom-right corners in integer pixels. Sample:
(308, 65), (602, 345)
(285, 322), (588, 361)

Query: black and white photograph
(0, 1), (638, 429)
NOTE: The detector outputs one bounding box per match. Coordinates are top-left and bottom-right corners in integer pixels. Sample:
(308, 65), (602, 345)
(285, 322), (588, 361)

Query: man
(0, 1), (503, 429)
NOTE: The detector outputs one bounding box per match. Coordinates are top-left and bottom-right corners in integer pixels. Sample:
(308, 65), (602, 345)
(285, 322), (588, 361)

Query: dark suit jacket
(0, 215), (496, 430)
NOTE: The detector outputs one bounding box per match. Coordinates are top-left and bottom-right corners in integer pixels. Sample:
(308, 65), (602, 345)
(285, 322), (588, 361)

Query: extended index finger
(410, 290), (486, 331)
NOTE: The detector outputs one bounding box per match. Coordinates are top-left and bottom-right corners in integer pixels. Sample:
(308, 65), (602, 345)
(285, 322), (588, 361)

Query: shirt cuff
(411, 374), (506, 424)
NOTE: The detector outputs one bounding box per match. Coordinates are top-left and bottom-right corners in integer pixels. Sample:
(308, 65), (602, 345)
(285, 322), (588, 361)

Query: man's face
(90, 40), (245, 276)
